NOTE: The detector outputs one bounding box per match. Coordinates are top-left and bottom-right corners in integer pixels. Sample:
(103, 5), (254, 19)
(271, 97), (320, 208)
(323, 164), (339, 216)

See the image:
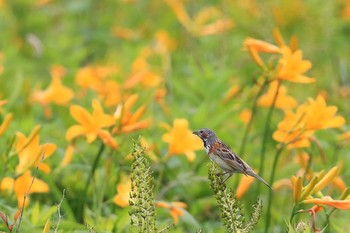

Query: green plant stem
(43, 176), (76, 221)
(78, 142), (105, 222)
(257, 80), (281, 194)
(289, 204), (299, 223)
(239, 80), (268, 157)
(264, 146), (284, 233)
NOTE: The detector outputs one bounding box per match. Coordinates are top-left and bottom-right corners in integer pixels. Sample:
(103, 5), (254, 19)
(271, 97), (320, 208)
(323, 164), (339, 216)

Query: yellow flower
(276, 46), (314, 83)
(15, 130), (56, 174)
(66, 100), (117, 148)
(113, 178), (131, 208)
(156, 201), (187, 224)
(257, 81), (297, 110)
(162, 119), (203, 161)
(113, 94), (151, 134)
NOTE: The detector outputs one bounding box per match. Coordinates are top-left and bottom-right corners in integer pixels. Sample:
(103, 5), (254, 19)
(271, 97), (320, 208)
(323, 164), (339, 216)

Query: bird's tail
(249, 171), (272, 189)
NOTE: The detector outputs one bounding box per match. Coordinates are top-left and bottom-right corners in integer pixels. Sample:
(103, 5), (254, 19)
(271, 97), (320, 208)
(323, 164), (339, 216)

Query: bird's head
(193, 128), (217, 145)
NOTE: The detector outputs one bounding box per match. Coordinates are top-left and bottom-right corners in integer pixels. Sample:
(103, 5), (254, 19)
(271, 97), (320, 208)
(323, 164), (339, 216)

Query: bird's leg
(221, 173), (232, 184)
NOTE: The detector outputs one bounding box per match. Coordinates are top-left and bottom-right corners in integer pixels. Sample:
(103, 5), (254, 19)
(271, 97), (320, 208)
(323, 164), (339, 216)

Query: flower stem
(239, 79), (268, 157)
(78, 142), (105, 222)
(257, 80), (281, 192)
(264, 146), (284, 233)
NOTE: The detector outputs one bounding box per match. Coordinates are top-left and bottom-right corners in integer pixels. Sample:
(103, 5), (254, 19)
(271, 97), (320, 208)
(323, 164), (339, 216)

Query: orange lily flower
(15, 130), (56, 174)
(162, 119), (203, 161)
(276, 46), (314, 83)
(223, 84), (240, 103)
(304, 196), (350, 210)
(156, 201), (187, 224)
(75, 65), (118, 92)
(165, 0), (234, 37)
(31, 66), (74, 106)
(243, 38), (280, 53)
(239, 109), (252, 125)
(236, 175), (255, 199)
(273, 96), (345, 149)
(98, 80), (122, 107)
(154, 30), (176, 54)
(257, 81), (298, 110)
(0, 113), (13, 136)
(124, 52), (162, 89)
(66, 100), (117, 148)
(113, 94), (151, 134)
(302, 95), (346, 130)
(1, 171), (49, 207)
(273, 107), (314, 148)
(113, 177), (131, 207)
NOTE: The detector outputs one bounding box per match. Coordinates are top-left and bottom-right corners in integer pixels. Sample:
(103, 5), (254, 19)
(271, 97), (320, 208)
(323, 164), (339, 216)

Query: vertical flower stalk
(258, 80), (281, 185)
(208, 162), (262, 233)
(129, 140), (157, 232)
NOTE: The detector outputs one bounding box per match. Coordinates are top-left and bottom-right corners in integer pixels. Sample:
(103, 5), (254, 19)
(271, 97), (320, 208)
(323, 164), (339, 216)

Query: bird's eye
(200, 130), (203, 133)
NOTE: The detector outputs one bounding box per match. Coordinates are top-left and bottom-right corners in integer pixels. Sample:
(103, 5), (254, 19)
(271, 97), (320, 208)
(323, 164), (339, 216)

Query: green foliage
(129, 140), (157, 233)
(208, 162), (262, 233)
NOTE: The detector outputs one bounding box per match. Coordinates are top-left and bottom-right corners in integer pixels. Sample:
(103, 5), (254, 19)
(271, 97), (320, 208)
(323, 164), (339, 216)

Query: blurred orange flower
(273, 96), (345, 148)
(1, 171), (49, 207)
(15, 129), (56, 174)
(113, 178), (131, 207)
(0, 113), (13, 136)
(239, 109), (251, 125)
(113, 94), (150, 134)
(124, 53), (162, 89)
(236, 175), (255, 199)
(162, 119), (203, 161)
(243, 38), (280, 53)
(98, 80), (122, 107)
(154, 30), (177, 54)
(66, 100), (117, 148)
(75, 65), (118, 92)
(31, 66), (73, 106)
(156, 201), (187, 224)
(223, 84), (240, 103)
(302, 95), (346, 130)
(31, 66), (74, 118)
(276, 46), (314, 83)
(165, 0), (234, 37)
(304, 196), (350, 210)
(257, 81), (297, 110)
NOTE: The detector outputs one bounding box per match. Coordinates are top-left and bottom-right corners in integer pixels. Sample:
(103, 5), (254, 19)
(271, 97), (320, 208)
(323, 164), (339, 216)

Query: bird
(193, 128), (271, 189)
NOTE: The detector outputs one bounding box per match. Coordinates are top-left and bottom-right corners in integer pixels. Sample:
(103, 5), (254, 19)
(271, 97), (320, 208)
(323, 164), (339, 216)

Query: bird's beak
(192, 131), (199, 136)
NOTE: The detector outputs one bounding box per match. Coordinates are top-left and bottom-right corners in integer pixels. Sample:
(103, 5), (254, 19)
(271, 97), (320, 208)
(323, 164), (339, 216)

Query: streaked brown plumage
(193, 128), (271, 189)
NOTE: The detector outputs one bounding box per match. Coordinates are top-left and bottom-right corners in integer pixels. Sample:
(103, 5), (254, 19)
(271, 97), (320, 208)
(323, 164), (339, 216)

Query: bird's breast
(208, 152), (232, 172)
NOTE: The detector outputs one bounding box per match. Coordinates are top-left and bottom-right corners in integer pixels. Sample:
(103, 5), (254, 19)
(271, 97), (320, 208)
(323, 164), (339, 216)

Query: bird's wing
(212, 141), (250, 175)
(214, 141), (272, 189)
